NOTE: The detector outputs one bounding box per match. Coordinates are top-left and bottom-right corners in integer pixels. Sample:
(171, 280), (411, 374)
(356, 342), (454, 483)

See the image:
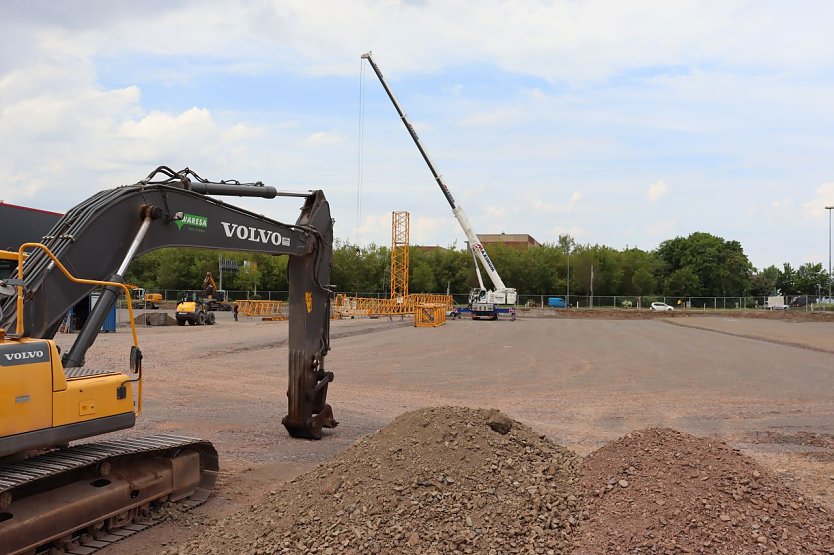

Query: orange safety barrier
(333, 294), (454, 319)
(235, 300), (286, 318)
(414, 303), (447, 327)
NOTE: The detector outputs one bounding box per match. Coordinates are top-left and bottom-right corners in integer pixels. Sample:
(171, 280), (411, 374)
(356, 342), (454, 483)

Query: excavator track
(0, 434), (218, 555)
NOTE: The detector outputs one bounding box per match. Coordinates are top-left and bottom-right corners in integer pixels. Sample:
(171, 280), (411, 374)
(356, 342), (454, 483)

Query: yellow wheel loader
(0, 167), (336, 554)
(175, 291), (216, 325)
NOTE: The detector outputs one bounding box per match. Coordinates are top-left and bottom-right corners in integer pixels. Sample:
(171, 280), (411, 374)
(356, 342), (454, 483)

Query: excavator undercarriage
(0, 436), (218, 555)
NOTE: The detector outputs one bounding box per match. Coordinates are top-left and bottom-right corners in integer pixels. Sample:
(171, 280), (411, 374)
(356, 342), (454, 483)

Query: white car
(650, 302), (674, 311)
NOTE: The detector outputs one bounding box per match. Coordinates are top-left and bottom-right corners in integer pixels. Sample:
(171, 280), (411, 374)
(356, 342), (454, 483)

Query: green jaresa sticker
(176, 213), (208, 231)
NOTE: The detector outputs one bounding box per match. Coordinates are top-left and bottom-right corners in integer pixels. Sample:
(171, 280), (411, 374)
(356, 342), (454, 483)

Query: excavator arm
(0, 167), (336, 439)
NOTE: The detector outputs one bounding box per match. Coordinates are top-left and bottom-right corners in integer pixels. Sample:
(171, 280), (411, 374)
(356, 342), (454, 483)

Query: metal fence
(517, 294), (834, 311)
(121, 290), (834, 312)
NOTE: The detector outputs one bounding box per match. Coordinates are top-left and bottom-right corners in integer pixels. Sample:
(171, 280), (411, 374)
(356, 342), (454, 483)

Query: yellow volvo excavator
(0, 167), (337, 554)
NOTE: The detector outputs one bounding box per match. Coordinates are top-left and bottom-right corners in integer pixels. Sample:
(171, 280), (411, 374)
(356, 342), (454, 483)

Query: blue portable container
(101, 302), (117, 332)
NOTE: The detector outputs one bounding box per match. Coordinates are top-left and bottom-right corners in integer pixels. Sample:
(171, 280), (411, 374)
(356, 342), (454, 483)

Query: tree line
(125, 231), (831, 298)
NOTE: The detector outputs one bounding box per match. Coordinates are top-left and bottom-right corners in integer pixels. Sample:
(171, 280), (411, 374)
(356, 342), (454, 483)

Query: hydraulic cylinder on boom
(361, 52), (517, 313)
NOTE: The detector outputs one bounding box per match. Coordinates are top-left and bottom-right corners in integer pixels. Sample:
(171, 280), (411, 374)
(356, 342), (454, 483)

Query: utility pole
(827, 206), (833, 302)
(218, 253), (223, 292)
(590, 264), (594, 308)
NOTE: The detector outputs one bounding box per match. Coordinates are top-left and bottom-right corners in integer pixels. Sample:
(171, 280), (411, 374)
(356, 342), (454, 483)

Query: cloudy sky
(1, 0), (833, 270)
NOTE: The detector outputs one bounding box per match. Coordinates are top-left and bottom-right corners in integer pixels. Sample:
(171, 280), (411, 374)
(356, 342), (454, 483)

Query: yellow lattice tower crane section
(390, 211), (409, 300)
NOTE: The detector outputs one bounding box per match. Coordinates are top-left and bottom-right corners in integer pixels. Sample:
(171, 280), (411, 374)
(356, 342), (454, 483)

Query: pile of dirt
(181, 407), (583, 554)
(575, 428), (834, 554)
(175, 412), (834, 555)
(133, 312), (178, 326)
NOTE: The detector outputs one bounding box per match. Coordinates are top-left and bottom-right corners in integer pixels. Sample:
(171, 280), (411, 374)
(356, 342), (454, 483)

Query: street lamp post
(566, 247), (571, 307)
(827, 206), (833, 303)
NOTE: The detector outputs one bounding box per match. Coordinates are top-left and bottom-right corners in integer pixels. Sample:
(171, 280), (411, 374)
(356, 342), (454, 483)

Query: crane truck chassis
(0, 167), (336, 554)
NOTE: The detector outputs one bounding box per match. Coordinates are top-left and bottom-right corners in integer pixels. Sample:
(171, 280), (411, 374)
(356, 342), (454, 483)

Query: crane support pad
(0, 434), (218, 555)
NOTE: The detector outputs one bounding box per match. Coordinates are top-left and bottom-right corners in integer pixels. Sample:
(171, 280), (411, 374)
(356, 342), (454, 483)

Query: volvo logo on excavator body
(0, 343), (50, 366)
(5, 351), (44, 361)
(221, 222), (291, 247)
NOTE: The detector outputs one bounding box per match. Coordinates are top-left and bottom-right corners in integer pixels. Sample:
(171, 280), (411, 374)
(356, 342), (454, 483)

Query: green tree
(410, 260), (436, 293)
(664, 267), (701, 296)
(631, 267), (657, 296)
(794, 262), (828, 295)
(236, 261), (262, 294)
(656, 232), (752, 296)
(776, 263), (796, 295)
(750, 265), (780, 297)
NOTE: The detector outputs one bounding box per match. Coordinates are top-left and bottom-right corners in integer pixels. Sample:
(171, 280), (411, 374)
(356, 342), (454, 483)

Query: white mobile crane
(361, 52), (517, 319)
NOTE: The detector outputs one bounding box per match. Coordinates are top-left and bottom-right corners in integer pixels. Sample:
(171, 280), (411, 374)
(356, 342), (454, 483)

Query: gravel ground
(660, 317), (834, 353)
(56, 310), (834, 554)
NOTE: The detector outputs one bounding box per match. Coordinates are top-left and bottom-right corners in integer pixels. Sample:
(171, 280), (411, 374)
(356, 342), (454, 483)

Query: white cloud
(804, 182), (834, 220)
(299, 130), (343, 146)
(643, 219), (677, 238)
(411, 215), (459, 246)
(459, 107), (522, 127)
(526, 196), (556, 214)
(484, 205), (506, 217)
(567, 192), (582, 210)
(355, 213), (390, 244)
(647, 179), (668, 203)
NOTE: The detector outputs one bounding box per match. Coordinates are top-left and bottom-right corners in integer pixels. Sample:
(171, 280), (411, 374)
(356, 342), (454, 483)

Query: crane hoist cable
(355, 57), (366, 247)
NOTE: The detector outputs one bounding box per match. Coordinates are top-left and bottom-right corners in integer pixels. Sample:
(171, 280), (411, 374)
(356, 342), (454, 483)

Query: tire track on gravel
(204, 321), (413, 357)
(661, 319), (834, 355)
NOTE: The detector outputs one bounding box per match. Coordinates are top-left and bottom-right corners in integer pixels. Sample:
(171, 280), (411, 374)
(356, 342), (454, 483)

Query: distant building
(478, 233), (540, 250)
(0, 201), (63, 251)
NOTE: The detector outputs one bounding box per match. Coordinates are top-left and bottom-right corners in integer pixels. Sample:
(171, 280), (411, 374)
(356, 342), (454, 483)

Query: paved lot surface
(60, 311), (834, 553)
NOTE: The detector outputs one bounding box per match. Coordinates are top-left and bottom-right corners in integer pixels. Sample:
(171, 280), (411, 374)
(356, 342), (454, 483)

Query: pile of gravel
(182, 407), (583, 554)
(176, 413), (834, 555)
(575, 428), (834, 554)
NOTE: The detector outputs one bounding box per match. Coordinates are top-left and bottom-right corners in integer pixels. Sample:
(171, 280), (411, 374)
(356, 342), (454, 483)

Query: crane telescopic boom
(361, 51), (516, 306)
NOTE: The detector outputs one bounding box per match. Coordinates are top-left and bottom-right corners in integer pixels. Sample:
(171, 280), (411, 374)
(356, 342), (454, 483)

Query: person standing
(233, 302), (239, 321)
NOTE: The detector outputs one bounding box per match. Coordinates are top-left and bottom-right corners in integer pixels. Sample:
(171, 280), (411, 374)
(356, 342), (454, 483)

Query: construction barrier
(414, 304), (447, 327)
(235, 300), (286, 318)
(333, 294), (454, 319)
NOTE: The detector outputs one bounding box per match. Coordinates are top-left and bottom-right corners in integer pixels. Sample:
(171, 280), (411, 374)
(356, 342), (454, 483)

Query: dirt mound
(175, 416), (834, 555)
(182, 407), (582, 554)
(575, 428), (834, 554)
(133, 312), (177, 326)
